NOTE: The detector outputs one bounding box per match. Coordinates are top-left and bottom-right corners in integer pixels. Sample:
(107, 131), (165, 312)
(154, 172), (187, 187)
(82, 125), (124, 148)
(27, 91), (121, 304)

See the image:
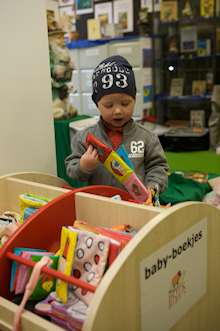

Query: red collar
(103, 119), (123, 133)
(102, 119), (123, 151)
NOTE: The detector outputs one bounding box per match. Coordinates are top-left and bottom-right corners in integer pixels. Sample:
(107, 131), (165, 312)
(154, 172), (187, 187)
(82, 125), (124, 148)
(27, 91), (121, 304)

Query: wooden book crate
(0, 172), (219, 331)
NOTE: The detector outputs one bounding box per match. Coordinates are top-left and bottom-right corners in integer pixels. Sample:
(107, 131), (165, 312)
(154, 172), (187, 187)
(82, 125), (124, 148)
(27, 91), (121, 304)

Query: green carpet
(165, 151), (220, 176)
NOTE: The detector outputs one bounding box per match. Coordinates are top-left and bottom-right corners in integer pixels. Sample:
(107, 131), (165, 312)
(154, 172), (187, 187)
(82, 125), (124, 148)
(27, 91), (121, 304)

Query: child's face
(97, 93), (135, 131)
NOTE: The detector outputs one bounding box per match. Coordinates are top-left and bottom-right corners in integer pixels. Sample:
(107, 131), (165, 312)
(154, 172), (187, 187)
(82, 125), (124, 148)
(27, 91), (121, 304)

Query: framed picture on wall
(76, 0), (94, 14)
(113, 0), (133, 33)
(59, 6), (76, 31)
(59, 0), (74, 7)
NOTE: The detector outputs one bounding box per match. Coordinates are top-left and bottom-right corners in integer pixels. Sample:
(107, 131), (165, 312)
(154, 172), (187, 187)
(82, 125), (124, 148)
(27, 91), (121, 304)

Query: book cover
(192, 80), (206, 96)
(170, 78), (184, 97)
(197, 39), (211, 56)
(160, 1), (178, 22)
(87, 18), (101, 40)
(190, 110), (205, 128)
(200, 0), (214, 18)
(180, 26), (197, 52)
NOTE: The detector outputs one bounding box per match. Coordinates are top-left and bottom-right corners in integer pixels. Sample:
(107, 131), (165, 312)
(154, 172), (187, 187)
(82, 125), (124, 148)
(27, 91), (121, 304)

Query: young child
(65, 55), (169, 194)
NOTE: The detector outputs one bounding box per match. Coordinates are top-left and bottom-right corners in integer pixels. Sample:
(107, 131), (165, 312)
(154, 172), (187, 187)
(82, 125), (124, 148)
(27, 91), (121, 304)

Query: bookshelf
(152, 0), (220, 127)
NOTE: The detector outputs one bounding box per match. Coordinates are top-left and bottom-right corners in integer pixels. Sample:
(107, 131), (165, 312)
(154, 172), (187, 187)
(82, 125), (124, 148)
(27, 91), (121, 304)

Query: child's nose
(114, 105), (122, 114)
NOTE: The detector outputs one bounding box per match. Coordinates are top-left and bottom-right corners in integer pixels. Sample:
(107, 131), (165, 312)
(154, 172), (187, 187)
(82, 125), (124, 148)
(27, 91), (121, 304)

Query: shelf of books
(153, 0), (220, 128)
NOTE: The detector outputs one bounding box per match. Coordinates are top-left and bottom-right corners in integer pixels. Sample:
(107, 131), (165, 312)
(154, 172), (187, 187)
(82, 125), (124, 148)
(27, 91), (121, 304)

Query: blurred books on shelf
(180, 26), (197, 53)
(104, 23), (123, 38)
(192, 80), (206, 96)
(200, 0), (214, 18)
(190, 110), (205, 128)
(160, 1), (178, 22)
(197, 39), (211, 56)
(170, 78), (184, 97)
(87, 19), (101, 40)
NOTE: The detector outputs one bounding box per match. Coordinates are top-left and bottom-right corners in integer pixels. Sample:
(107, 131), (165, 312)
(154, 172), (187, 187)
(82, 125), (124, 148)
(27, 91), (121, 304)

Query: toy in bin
(11, 217), (137, 331)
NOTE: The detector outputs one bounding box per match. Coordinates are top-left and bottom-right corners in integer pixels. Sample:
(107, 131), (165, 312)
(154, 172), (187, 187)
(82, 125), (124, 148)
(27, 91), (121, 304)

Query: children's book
(192, 80), (206, 96)
(10, 248), (46, 291)
(160, 1), (178, 22)
(197, 39), (211, 56)
(28, 254), (59, 300)
(87, 18), (101, 40)
(190, 110), (205, 128)
(200, 0), (214, 18)
(170, 78), (184, 97)
(180, 26), (197, 52)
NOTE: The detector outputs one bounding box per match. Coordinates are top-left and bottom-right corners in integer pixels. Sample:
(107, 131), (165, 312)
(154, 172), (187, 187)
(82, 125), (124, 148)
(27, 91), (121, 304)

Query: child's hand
(80, 144), (99, 172)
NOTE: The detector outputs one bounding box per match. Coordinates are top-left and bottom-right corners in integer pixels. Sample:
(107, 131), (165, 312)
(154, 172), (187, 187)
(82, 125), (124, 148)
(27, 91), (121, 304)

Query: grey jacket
(65, 118), (169, 193)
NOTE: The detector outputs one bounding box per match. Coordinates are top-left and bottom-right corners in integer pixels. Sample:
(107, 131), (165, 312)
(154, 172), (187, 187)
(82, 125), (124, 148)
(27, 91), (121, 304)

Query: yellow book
(160, 1), (178, 22)
(87, 18), (101, 40)
(192, 80), (206, 96)
(200, 0), (214, 17)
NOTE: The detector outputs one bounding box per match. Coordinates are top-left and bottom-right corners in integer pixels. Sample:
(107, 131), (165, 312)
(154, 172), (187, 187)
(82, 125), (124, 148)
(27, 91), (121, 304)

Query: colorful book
(180, 26), (197, 52)
(160, 1), (178, 22)
(200, 0), (214, 17)
(28, 254), (59, 300)
(192, 80), (206, 96)
(190, 110), (205, 128)
(197, 39), (211, 56)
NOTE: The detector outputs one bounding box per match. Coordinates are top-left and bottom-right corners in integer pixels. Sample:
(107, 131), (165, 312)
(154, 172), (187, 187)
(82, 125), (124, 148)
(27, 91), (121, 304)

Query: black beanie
(92, 55), (137, 105)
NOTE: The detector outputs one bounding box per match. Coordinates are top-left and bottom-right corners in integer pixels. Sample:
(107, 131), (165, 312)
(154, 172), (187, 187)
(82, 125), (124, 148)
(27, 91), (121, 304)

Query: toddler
(65, 55), (169, 194)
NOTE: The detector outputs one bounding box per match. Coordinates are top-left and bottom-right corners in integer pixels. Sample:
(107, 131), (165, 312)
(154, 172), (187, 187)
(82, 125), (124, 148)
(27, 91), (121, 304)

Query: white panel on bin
(133, 68), (141, 93)
(133, 93), (142, 118)
(71, 70), (80, 92)
(82, 93), (100, 116)
(80, 69), (93, 93)
(108, 40), (141, 67)
(79, 44), (108, 69)
(69, 93), (81, 115)
(69, 48), (79, 70)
